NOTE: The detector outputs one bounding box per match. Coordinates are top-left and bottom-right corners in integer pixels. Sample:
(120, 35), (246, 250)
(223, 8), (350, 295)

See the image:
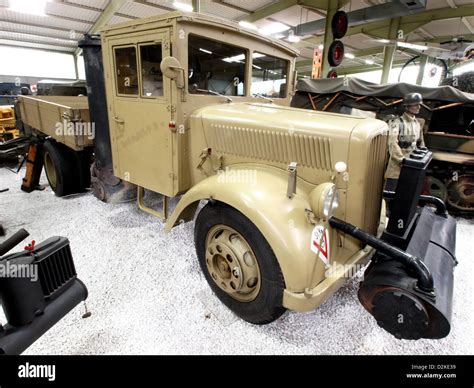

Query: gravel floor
(0, 165), (473, 355)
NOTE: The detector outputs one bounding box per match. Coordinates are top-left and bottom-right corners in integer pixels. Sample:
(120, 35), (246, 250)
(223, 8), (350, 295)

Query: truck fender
(165, 165), (325, 293)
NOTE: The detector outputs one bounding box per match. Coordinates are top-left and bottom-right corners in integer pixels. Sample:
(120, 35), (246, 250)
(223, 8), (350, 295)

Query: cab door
(108, 31), (175, 197)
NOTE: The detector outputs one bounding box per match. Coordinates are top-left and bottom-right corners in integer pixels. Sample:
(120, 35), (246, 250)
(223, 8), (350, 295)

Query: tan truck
(17, 12), (457, 340)
(17, 96), (93, 195)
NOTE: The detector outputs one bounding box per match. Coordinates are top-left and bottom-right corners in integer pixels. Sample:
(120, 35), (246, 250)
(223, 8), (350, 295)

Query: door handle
(113, 116), (124, 124)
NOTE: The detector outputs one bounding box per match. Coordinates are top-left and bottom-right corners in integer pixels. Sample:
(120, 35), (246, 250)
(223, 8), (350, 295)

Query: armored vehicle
(17, 12), (457, 339)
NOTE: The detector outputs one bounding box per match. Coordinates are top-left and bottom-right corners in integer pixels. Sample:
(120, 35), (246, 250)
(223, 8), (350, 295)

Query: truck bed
(18, 96), (93, 151)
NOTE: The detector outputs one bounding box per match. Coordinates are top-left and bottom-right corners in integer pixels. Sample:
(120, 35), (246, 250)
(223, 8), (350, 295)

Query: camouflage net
(441, 71), (474, 94)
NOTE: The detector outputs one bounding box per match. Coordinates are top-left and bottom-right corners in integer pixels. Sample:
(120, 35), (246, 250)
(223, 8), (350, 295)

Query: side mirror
(161, 56), (185, 89)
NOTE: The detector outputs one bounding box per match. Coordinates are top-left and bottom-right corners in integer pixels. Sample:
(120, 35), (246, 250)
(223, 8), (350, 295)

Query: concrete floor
(0, 166), (473, 355)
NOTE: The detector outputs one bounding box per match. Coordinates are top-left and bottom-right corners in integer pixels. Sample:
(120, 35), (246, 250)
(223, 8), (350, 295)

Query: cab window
(251, 53), (288, 98)
(140, 44), (164, 97)
(188, 35), (246, 96)
(114, 46), (138, 96)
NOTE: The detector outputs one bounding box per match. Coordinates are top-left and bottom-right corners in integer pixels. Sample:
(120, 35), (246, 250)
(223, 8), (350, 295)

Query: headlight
(309, 183), (339, 220)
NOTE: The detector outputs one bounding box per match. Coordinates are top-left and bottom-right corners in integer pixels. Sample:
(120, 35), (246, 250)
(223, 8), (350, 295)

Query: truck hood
(194, 102), (386, 172)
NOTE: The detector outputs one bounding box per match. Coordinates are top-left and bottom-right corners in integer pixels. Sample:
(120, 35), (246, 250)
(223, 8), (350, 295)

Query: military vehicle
(16, 12), (457, 339)
(292, 77), (473, 216)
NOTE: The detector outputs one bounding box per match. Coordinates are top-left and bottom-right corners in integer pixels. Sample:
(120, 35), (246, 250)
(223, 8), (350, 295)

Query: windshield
(188, 35), (246, 96)
(251, 53), (288, 98)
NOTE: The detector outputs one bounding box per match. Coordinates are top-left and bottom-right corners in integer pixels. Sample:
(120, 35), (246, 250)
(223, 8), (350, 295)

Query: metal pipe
(329, 217), (434, 292)
(383, 190), (448, 217)
(0, 229), (29, 257)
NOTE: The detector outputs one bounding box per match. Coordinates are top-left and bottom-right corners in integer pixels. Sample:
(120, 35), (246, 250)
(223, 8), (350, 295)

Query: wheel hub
(447, 175), (474, 211)
(205, 225), (261, 302)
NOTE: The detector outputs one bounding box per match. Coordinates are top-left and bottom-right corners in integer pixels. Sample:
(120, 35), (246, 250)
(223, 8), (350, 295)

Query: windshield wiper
(251, 93), (274, 103)
(196, 89), (233, 103)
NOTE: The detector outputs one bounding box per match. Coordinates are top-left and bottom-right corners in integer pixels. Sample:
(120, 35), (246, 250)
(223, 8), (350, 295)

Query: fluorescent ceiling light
(287, 32), (300, 43)
(199, 48), (212, 54)
(9, 0), (48, 16)
(238, 21), (258, 31)
(259, 22), (290, 36)
(222, 52), (264, 63)
(344, 53), (355, 59)
(173, 2), (193, 12)
(365, 59), (375, 65)
(378, 39), (391, 44)
(396, 41), (428, 51)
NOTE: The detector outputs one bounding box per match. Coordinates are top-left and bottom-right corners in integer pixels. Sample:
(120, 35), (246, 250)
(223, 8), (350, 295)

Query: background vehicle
(15, 12), (457, 339)
(292, 77), (473, 216)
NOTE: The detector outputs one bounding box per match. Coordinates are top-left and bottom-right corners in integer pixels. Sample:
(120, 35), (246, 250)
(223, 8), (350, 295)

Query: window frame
(250, 50), (290, 99)
(113, 45), (140, 98)
(187, 33), (249, 98)
(138, 42), (166, 100)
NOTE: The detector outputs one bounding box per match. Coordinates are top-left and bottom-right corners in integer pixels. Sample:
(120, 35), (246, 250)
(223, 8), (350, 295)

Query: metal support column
(381, 17), (400, 84)
(416, 55), (429, 85)
(192, 0), (200, 13)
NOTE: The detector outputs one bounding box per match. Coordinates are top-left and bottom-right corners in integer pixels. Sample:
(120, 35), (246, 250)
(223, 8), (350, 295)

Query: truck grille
(209, 125), (333, 171)
(36, 244), (77, 299)
(363, 133), (388, 235)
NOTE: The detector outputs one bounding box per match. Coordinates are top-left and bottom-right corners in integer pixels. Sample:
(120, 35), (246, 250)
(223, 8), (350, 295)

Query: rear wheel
(195, 202), (286, 324)
(43, 140), (81, 196)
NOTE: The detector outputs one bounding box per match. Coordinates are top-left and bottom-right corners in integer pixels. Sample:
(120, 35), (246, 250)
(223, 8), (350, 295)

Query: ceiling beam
(346, 5), (474, 38)
(213, 0), (251, 14)
(418, 34), (474, 43)
(297, 4), (474, 48)
(44, 12), (94, 25)
(74, 0), (129, 56)
(0, 34), (76, 49)
(242, 0), (348, 23)
(242, 0), (298, 23)
(0, 30), (78, 46)
(134, 0), (175, 13)
(52, 0), (105, 13)
(88, 0), (130, 35)
(0, 18), (87, 33)
(0, 42), (74, 55)
(0, 23), (82, 40)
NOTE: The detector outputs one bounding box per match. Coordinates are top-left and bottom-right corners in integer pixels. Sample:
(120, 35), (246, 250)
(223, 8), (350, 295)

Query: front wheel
(194, 202), (286, 324)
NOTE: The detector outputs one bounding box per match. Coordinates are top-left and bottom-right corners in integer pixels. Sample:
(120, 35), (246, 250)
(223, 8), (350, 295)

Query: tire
(195, 202), (286, 324)
(328, 40), (344, 67)
(43, 140), (79, 196)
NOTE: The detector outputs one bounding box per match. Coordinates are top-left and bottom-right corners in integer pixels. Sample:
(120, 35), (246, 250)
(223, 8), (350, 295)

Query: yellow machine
(0, 105), (19, 141)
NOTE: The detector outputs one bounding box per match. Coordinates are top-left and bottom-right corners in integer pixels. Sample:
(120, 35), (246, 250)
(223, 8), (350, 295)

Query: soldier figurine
(384, 92), (426, 196)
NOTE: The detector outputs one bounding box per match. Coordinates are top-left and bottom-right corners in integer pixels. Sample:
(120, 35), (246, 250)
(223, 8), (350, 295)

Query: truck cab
(102, 11), (298, 198)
